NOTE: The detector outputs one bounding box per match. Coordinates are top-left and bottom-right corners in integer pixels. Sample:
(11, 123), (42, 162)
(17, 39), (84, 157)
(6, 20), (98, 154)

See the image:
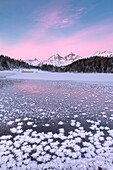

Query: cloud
(77, 8), (85, 12)
(35, 6), (86, 29)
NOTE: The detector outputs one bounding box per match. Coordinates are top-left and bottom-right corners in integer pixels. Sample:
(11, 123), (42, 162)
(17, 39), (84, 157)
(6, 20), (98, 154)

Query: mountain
(92, 51), (113, 57)
(41, 54), (64, 66)
(40, 51), (113, 73)
(43, 53), (82, 66)
(27, 53), (81, 67)
(1, 50), (113, 72)
(25, 50), (113, 69)
(25, 58), (40, 66)
(64, 52), (81, 62)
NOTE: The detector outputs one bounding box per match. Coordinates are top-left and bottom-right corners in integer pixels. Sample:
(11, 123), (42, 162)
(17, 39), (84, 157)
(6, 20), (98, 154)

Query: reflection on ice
(14, 82), (40, 94)
(0, 79), (113, 169)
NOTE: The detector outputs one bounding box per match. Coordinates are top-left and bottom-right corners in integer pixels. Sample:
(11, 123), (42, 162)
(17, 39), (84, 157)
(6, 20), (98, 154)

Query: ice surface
(0, 76), (113, 169)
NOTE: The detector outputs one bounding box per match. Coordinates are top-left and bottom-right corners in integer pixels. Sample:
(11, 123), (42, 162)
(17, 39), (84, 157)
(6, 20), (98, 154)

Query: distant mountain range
(25, 51), (113, 67)
(41, 53), (81, 66)
(0, 51), (113, 73)
(92, 51), (113, 57)
(25, 52), (81, 66)
(39, 51), (113, 73)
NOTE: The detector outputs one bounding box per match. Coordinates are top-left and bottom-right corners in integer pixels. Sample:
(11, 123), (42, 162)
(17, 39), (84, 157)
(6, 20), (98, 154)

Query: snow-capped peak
(25, 51), (113, 67)
(42, 53), (81, 66)
(93, 51), (113, 57)
(65, 52), (81, 61)
(25, 53), (82, 67)
(42, 54), (64, 66)
(25, 58), (40, 66)
(48, 54), (63, 61)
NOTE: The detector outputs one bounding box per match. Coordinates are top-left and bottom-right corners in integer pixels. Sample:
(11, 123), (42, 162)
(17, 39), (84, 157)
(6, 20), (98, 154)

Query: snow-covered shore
(0, 69), (113, 84)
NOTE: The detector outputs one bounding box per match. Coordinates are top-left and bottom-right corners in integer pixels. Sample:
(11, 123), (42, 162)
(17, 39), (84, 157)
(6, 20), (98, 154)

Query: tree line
(0, 55), (35, 70)
(1, 54), (113, 73)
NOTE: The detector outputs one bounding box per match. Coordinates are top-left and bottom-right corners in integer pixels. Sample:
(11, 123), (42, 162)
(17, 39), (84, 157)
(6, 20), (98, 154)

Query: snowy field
(0, 70), (113, 169)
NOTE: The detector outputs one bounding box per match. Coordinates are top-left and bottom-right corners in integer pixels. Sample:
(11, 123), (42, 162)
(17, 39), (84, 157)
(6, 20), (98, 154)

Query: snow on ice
(0, 70), (113, 169)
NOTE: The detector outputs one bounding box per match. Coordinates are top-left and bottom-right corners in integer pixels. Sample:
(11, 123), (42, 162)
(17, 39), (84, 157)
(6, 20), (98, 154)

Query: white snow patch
(58, 121), (64, 125)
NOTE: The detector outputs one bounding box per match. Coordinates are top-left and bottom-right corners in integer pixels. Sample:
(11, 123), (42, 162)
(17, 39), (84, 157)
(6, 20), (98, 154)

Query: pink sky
(0, 21), (113, 61)
(0, 0), (113, 61)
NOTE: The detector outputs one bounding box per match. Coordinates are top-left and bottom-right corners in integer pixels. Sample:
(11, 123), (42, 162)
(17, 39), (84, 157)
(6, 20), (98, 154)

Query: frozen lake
(0, 78), (113, 169)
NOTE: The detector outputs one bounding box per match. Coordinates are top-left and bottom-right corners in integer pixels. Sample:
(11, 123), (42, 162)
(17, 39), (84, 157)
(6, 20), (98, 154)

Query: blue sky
(0, 0), (113, 60)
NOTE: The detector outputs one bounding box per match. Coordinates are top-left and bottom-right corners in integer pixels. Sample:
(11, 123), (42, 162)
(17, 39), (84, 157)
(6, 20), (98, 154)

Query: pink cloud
(42, 11), (71, 28)
(35, 7), (86, 29)
(62, 18), (68, 24)
(77, 8), (85, 12)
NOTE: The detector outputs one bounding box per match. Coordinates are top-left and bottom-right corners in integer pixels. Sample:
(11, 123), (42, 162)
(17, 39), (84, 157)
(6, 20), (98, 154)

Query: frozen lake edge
(0, 69), (113, 86)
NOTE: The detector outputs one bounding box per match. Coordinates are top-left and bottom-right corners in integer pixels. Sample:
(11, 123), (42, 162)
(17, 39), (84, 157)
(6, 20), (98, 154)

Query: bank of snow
(0, 69), (113, 84)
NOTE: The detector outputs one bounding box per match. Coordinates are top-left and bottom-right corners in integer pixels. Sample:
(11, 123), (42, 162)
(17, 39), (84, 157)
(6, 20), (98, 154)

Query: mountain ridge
(0, 51), (113, 73)
(25, 52), (82, 66)
(25, 51), (113, 67)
